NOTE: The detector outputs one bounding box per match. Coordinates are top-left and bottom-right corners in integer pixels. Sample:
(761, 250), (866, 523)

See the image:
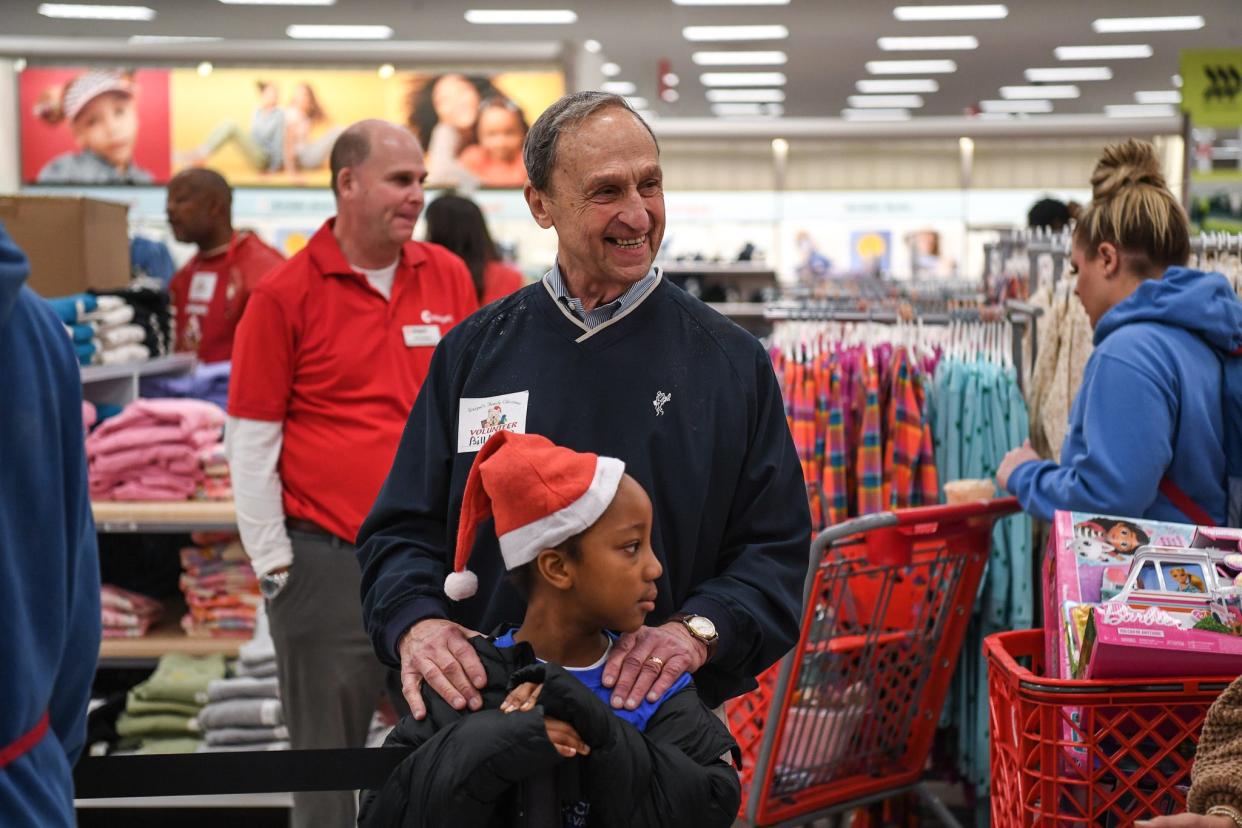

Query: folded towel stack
(179, 539), (260, 639)
(196, 605), (289, 752)
(197, 441), (232, 501)
(115, 652), (226, 754)
(47, 293), (148, 366)
(101, 584), (163, 638)
(86, 398), (225, 501)
(236, 603), (277, 679)
(92, 286), (174, 360)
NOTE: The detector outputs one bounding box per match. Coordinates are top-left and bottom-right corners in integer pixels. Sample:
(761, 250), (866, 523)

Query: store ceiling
(0, 0), (1237, 122)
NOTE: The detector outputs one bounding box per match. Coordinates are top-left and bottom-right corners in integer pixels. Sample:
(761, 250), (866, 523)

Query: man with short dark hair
(226, 119), (477, 828)
(358, 93), (810, 727)
(166, 168), (284, 362)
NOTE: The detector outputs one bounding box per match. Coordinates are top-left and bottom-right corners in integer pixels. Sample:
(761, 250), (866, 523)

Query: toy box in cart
(1042, 510), (1242, 680)
(1079, 544), (1242, 678)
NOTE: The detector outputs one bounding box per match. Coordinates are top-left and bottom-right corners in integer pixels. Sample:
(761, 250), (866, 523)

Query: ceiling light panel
(878, 36), (978, 51)
(1055, 45), (1153, 60)
(601, 81), (637, 95)
(711, 102), (785, 116)
(1092, 15), (1204, 33)
(601, 62), (621, 76)
(981, 99), (1053, 113)
(699, 71), (786, 86)
(1134, 90), (1182, 104)
(1024, 66), (1112, 82)
(38, 3), (154, 19)
(464, 9), (577, 24)
(691, 51), (787, 65)
(130, 34), (223, 42)
(893, 4), (1006, 20)
(625, 96), (649, 109)
(866, 59), (957, 74)
(218, 0), (334, 4)
(705, 88), (786, 102)
(856, 79), (939, 93)
(847, 94), (924, 108)
(842, 108), (912, 121)
(286, 24), (393, 38)
(682, 25), (789, 41)
(674, 0), (789, 4)
(1105, 104), (1177, 117)
(1000, 84), (1079, 99)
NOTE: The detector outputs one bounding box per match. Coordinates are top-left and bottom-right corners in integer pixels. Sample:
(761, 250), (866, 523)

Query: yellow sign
(1181, 49), (1242, 128)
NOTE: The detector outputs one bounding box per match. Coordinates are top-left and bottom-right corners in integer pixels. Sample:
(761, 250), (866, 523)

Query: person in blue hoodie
(0, 223), (102, 825)
(998, 139), (1242, 527)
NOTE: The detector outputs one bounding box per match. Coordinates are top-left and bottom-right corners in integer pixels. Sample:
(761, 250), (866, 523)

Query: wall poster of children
(20, 65), (564, 189)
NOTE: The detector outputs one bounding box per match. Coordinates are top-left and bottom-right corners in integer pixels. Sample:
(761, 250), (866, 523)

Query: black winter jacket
(358, 635), (741, 827)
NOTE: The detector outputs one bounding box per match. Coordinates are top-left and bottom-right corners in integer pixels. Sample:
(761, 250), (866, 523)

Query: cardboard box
(0, 195), (131, 298)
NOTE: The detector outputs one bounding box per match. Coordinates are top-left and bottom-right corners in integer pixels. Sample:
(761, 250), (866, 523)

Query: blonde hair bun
(1090, 138), (1166, 202)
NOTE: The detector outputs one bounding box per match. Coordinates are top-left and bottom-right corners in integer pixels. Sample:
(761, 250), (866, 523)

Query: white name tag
(457, 391), (529, 453)
(188, 271), (218, 303)
(402, 324), (441, 348)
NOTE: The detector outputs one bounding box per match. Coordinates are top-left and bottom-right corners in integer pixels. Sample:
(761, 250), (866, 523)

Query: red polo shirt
(228, 219), (478, 543)
(169, 231), (285, 363)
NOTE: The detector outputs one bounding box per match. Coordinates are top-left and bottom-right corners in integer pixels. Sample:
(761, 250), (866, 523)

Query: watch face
(688, 616), (717, 639)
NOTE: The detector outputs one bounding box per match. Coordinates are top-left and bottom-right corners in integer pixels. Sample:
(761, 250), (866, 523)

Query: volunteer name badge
(458, 391), (529, 452)
(188, 271), (218, 303)
(402, 324), (441, 348)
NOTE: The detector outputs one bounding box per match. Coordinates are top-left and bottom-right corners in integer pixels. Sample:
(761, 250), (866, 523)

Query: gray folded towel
(196, 698), (283, 730)
(207, 676), (280, 703)
(199, 740), (290, 753)
(204, 725), (289, 746)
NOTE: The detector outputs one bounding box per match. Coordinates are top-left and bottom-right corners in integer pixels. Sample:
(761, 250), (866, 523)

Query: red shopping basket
(986, 627), (1234, 826)
(728, 497), (1020, 826)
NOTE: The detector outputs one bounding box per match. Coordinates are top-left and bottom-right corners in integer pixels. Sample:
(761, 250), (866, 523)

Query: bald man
(166, 168), (284, 363)
(225, 121), (478, 828)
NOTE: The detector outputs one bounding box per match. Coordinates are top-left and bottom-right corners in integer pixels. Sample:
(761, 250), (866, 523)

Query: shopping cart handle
(810, 498), (1021, 564)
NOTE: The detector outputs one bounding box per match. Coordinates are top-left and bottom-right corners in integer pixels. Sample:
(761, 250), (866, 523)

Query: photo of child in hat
(33, 69), (156, 185)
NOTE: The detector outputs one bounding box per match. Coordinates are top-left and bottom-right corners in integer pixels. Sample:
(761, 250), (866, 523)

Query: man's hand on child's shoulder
(398, 618), (486, 720)
(603, 623), (708, 712)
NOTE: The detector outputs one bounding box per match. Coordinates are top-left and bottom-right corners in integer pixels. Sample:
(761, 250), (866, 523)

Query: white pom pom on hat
(444, 430), (625, 601)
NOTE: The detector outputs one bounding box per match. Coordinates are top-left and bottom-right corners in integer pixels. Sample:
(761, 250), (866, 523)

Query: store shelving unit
(80, 353), (196, 407)
(92, 500), (237, 534)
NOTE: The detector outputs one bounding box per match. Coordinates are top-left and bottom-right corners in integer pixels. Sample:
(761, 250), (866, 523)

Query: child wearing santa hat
(359, 431), (740, 827)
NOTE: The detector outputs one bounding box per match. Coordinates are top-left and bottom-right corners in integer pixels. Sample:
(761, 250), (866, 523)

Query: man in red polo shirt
(166, 168), (284, 362)
(225, 119), (477, 828)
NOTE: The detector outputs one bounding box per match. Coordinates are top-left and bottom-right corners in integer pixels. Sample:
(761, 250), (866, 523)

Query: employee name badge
(188, 271), (218, 303)
(457, 391), (529, 453)
(402, 324), (441, 348)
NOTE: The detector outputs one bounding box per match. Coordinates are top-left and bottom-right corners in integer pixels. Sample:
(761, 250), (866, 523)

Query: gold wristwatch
(668, 613), (719, 660)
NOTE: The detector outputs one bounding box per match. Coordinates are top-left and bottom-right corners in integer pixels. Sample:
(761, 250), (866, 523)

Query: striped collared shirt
(543, 261), (660, 330)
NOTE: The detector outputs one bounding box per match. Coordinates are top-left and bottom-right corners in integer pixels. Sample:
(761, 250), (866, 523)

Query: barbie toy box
(1044, 510), (1242, 679)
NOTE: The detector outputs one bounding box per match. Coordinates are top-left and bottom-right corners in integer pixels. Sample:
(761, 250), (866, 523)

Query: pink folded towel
(91, 442), (200, 476)
(90, 398), (225, 442)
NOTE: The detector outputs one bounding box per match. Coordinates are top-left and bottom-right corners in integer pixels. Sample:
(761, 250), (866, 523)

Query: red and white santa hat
(444, 430), (626, 601)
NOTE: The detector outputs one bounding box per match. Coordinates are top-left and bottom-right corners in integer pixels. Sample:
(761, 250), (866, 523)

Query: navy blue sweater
(0, 223), (101, 824)
(357, 277), (811, 706)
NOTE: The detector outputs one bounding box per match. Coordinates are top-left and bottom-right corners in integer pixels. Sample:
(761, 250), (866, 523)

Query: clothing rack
(1191, 232), (1242, 255)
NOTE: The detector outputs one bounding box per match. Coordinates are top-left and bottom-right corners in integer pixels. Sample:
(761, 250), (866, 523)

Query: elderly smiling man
(356, 92), (811, 724)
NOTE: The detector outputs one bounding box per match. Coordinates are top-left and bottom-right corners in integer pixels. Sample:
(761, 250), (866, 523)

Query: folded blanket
(198, 740), (290, 753)
(66, 322), (97, 343)
(233, 659), (277, 679)
(101, 585), (162, 616)
(98, 343), (150, 365)
(47, 293), (98, 324)
(75, 340), (99, 366)
(92, 442), (200, 476)
(205, 676), (280, 703)
(88, 424), (222, 458)
(195, 698), (283, 730)
(91, 398), (226, 442)
(136, 737), (202, 755)
(98, 323), (147, 348)
(129, 653), (227, 706)
(125, 693), (202, 718)
(117, 712), (199, 737)
(203, 725), (289, 746)
(83, 302), (134, 328)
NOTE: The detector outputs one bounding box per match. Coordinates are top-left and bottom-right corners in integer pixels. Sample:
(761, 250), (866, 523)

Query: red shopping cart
(728, 497), (1021, 827)
(987, 627), (1233, 826)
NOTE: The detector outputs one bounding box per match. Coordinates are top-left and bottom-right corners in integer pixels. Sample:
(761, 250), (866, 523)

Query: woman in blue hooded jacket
(998, 139), (1242, 527)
